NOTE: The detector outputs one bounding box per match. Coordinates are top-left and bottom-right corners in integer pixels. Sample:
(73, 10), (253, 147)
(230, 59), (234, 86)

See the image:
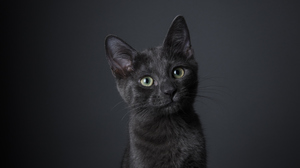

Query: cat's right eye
(173, 67), (185, 79)
(140, 76), (154, 87)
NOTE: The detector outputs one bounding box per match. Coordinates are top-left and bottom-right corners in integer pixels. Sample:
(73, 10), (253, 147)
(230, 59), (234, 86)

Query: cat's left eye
(173, 67), (185, 79)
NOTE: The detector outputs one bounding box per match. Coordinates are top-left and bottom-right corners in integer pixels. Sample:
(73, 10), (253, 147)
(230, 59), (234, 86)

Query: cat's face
(105, 16), (198, 114)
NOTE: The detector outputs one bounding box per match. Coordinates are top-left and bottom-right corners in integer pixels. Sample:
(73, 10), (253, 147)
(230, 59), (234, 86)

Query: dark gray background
(5, 0), (300, 168)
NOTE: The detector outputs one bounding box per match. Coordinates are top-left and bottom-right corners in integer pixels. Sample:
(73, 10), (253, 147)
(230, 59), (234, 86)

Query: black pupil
(144, 78), (150, 84)
(175, 69), (180, 75)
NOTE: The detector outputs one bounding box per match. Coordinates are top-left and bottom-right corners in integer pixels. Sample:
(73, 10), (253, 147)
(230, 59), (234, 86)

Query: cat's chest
(129, 118), (201, 167)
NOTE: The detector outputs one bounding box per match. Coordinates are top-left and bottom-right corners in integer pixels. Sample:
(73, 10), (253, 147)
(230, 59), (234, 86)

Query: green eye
(140, 76), (154, 87)
(173, 67), (185, 79)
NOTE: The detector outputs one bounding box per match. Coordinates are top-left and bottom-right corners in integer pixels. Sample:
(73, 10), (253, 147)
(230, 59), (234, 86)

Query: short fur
(105, 16), (206, 168)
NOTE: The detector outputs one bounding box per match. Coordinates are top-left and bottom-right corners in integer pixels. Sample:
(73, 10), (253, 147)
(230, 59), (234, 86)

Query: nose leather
(161, 82), (176, 97)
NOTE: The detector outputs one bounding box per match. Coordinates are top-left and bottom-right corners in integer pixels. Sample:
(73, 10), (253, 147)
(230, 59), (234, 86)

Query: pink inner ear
(114, 57), (132, 70)
(186, 48), (194, 58)
(111, 57), (133, 77)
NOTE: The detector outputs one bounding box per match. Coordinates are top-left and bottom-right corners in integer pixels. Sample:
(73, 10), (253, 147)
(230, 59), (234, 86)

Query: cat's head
(105, 16), (198, 114)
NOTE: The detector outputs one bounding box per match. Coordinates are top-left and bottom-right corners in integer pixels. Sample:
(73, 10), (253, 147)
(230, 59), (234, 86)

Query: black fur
(105, 16), (206, 168)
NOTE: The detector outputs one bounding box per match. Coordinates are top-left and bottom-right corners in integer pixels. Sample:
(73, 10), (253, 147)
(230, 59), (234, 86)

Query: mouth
(159, 100), (179, 109)
(150, 95), (180, 109)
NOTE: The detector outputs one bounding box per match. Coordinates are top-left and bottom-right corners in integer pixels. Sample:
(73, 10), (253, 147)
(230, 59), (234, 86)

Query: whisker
(110, 100), (126, 111)
(121, 109), (131, 121)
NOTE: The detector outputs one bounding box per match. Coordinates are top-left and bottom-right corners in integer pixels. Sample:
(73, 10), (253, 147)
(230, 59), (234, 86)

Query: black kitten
(105, 16), (206, 168)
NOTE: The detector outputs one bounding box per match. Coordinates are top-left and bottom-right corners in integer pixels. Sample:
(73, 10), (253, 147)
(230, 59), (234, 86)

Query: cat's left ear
(105, 35), (137, 78)
(163, 15), (193, 58)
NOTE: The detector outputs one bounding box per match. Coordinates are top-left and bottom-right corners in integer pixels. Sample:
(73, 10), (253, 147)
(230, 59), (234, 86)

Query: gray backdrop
(6, 0), (300, 168)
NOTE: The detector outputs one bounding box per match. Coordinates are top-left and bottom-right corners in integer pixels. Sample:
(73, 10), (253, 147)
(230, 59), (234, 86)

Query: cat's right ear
(105, 35), (137, 78)
(163, 15), (193, 58)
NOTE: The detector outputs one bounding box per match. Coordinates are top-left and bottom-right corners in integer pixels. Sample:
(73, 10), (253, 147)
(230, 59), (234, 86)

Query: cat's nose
(161, 83), (176, 97)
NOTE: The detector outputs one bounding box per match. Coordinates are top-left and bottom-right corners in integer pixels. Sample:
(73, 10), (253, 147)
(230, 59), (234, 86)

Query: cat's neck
(127, 107), (202, 149)
(129, 106), (199, 130)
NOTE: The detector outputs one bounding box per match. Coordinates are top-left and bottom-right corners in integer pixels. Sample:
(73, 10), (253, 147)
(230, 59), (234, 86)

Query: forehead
(134, 48), (173, 74)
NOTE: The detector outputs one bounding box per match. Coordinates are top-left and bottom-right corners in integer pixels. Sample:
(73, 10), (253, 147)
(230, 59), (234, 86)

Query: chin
(157, 101), (181, 115)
